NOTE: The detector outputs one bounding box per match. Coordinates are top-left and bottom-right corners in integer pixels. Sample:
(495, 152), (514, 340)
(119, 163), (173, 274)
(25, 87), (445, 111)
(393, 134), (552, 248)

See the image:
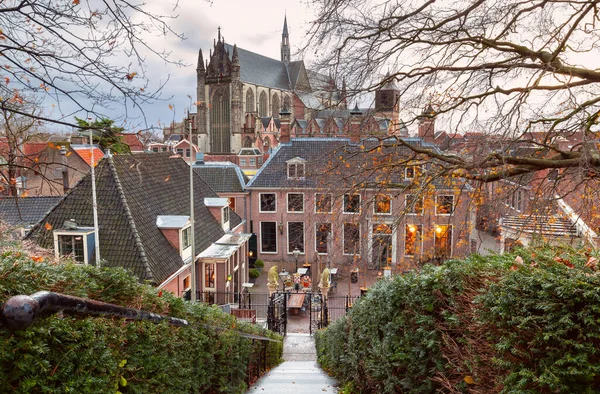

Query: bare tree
(0, 0), (186, 129)
(304, 0), (600, 182)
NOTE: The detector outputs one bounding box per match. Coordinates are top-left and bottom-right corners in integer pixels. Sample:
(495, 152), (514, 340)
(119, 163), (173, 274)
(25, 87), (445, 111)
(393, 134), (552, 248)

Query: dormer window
(223, 206), (230, 226)
(53, 220), (95, 265)
(182, 226), (192, 249)
(156, 215), (192, 261)
(287, 157), (306, 179)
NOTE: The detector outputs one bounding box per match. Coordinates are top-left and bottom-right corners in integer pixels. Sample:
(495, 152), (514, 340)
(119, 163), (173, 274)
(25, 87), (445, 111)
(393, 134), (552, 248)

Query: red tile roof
(73, 147), (104, 167)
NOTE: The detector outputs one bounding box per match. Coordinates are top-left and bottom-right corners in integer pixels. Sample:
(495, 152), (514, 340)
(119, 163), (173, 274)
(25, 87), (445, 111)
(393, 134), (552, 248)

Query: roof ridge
(106, 156), (154, 281)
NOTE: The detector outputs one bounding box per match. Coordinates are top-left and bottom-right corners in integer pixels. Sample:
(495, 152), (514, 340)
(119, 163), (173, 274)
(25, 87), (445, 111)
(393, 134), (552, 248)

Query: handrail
(0, 291), (189, 331)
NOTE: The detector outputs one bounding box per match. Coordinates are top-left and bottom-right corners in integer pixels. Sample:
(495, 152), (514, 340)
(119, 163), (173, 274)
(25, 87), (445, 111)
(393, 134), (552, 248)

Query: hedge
(0, 249), (282, 393)
(316, 246), (600, 393)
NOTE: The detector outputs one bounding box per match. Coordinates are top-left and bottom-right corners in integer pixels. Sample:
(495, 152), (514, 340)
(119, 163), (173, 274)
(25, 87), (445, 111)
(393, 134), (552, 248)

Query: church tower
(281, 16), (291, 63)
(375, 72), (400, 120)
(196, 49), (208, 140)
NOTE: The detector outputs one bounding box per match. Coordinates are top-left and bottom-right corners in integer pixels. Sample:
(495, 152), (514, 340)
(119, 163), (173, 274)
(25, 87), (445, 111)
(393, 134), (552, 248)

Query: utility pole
(89, 130), (101, 266)
(189, 119), (197, 302)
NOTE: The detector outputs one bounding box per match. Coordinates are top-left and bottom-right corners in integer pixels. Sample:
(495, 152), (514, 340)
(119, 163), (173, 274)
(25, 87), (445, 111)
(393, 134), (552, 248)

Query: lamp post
(293, 247), (300, 273)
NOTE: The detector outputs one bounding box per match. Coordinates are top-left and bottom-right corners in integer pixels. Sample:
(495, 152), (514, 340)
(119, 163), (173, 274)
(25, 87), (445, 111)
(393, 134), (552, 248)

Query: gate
(309, 293), (328, 335)
(267, 292), (287, 336)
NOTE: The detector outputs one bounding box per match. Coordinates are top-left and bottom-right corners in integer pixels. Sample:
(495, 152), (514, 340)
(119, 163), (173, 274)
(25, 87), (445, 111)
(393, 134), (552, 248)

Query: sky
(120, 0), (317, 134)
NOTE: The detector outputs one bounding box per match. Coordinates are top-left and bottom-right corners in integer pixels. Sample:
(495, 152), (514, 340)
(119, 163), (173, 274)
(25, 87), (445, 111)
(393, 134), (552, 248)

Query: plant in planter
(254, 259), (264, 274)
(249, 268), (260, 283)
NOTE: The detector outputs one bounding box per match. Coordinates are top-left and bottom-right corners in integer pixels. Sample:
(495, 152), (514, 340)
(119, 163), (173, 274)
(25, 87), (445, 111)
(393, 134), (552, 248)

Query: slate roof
(28, 153), (242, 285)
(0, 196), (61, 227)
(225, 43), (291, 90)
(247, 137), (461, 191)
(193, 162), (249, 193)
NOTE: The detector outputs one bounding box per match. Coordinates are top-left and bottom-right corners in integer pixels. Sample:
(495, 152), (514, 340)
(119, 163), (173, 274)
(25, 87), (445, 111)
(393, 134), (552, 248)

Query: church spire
(281, 15), (291, 63)
(197, 49), (205, 72)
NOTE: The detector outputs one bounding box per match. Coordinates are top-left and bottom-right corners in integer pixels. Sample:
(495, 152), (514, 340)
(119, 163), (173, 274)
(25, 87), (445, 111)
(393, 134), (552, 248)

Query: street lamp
(293, 247), (300, 273)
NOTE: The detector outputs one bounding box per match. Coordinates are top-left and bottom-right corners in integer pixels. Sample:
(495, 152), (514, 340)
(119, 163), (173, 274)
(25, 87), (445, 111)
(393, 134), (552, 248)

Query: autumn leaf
(585, 256), (598, 270)
(44, 222), (53, 231)
(164, 174), (171, 182)
(168, 104), (173, 111)
(20, 190), (29, 197)
(31, 256), (43, 263)
(73, 0), (80, 4)
(464, 376), (474, 384)
(158, 290), (163, 297)
(125, 72), (137, 81)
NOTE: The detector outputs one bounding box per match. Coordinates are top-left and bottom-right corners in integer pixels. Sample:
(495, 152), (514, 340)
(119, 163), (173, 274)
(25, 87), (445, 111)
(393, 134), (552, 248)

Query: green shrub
(316, 247), (600, 393)
(0, 249), (282, 393)
(254, 259), (264, 268)
(249, 268), (260, 279)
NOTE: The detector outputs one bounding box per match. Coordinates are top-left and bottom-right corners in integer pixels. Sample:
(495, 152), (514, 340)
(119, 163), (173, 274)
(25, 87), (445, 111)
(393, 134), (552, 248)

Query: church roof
(225, 43), (291, 90)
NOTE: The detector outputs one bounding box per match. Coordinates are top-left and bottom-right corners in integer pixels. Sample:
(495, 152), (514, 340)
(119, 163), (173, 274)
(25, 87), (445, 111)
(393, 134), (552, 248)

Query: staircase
(247, 333), (338, 393)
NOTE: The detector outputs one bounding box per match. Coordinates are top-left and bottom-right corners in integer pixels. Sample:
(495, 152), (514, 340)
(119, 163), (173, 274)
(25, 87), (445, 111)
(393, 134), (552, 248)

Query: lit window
(343, 223), (360, 255)
(405, 167), (414, 180)
(315, 193), (332, 213)
(315, 223), (331, 254)
(288, 222), (304, 253)
(205, 263), (215, 288)
(260, 222), (277, 253)
(404, 224), (422, 257)
(343, 194), (360, 213)
(434, 225), (453, 258)
(287, 193), (304, 212)
(406, 194), (423, 215)
(260, 193), (276, 212)
(374, 194), (391, 214)
(436, 195), (454, 215)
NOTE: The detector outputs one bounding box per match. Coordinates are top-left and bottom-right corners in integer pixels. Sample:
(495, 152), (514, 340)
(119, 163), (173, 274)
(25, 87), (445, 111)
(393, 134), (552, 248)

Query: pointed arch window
(259, 91), (268, 117)
(283, 95), (291, 112)
(272, 93), (280, 118)
(210, 88), (230, 153)
(246, 89), (255, 113)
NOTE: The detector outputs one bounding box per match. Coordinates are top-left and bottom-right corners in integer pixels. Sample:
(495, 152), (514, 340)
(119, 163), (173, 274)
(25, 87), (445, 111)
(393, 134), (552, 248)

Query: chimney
(349, 103), (362, 143)
(60, 145), (69, 194)
(418, 104), (435, 142)
(279, 105), (292, 143)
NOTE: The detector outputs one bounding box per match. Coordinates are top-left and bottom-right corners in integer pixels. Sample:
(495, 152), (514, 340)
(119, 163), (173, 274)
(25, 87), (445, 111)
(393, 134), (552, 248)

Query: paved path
(247, 333), (338, 393)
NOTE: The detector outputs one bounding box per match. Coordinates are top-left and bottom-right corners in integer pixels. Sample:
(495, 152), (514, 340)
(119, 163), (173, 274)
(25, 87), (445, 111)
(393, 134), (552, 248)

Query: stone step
(248, 361), (338, 393)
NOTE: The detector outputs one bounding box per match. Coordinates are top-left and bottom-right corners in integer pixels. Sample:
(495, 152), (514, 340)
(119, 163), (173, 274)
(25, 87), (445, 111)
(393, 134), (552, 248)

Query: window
(404, 224), (422, 257)
(185, 148), (191, 157)
(272, 93), (280, 117)
(176, 148), (184, 156)
(434, 225), (453, 258)
(315, 223), (331, 254)
(152, 147), (159, 152)
(406, 194), (423, 215)
(258, 156), (263, 165)
(259, 91), (268, 117)
(183, 275), (191, 290)
(405, 167), (415, 180)
(343, 223), (360, 254)
(436, 195), (454, 215)
(507, 190), (523, 211)
(246, 89), (255, 113)
(374, 194), (391, 214)
(222, 206), (230, 224)
(260, 222), (277, 253)
(205, 263), (215, 288)
(288, 222), (304, 253)
(57, 234), (85, 263)
(240, 158), (247, 166)
(315, 193), (332, 213)
(249, 158), (256, 166)
(287, 193), (304, 212)
(161, 147), (167, 152)
(259, 193), (276, 212)
(53, 167), (64, 179)
(287, 163), (305, 179)
(343, 194), (361, 213)
(182, 226), (192, 249)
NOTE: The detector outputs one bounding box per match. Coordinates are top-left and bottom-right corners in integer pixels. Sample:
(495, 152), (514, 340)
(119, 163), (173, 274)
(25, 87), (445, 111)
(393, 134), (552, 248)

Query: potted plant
(254, 259), (264, 274)
(249, 268), (260, 284)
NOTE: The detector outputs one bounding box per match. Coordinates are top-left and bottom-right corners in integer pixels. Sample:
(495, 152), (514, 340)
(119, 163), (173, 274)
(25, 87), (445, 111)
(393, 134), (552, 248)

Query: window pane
(406, 194), (423, 214)
(344, 194), (360, 213)
(404, 224), (422, 256)
(261, 222), (277, 252)
(375, 194), (391, 214)
(434, 225), (452, 257)
(182, 227), (191, 249)
(343, 223), (360, 254)
(287, 193), (304, 212)
(436, 195), (454, 215)
(315, 223), (331, 253)
(288, 222), (304, 253)
(260, 193), (276, 212)
(405, 167), (414, 179)
(315, 193), (332, 213)
(205, 263), (215, 288)
(58, 235), (85, 263)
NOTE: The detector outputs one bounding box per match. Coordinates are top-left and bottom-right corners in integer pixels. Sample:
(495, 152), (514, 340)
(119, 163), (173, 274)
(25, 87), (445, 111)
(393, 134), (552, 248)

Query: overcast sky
(123, 0), (316, 134)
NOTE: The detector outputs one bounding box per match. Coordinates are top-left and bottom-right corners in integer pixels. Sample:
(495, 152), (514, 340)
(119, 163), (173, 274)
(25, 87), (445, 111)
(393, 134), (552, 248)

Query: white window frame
(404, 167), (415, 180)
(287, 221), (305, 254)
(53, 228), (94, 265)
(435, 195), (455, 216)
(343, 194), (361, 214)
(373, 194), (392, 215)
(249, 158), (256, 166)
(181, 226), (192, 250)
(314, 193), (333, 213)
(405, 194), (423, 216)
(342, 222), (361, 255)
(204, 262), (216, 290)
(259, 221), (278, 254)
(287, 192), (304, 213)
(222, 206), (230, 228)
(259, 193), (277, 213)
(240, 158), (247, 166)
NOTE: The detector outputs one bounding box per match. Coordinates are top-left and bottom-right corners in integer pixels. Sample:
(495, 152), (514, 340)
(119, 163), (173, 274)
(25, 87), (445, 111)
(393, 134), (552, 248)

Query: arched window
(283, 95), (291, 112)
(210, 88), (230, 153)
(259, 91), (268, 117)
(272, 93), (280, 118)
(243, 136), (253, 148)
(246, 89), (255, 113)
